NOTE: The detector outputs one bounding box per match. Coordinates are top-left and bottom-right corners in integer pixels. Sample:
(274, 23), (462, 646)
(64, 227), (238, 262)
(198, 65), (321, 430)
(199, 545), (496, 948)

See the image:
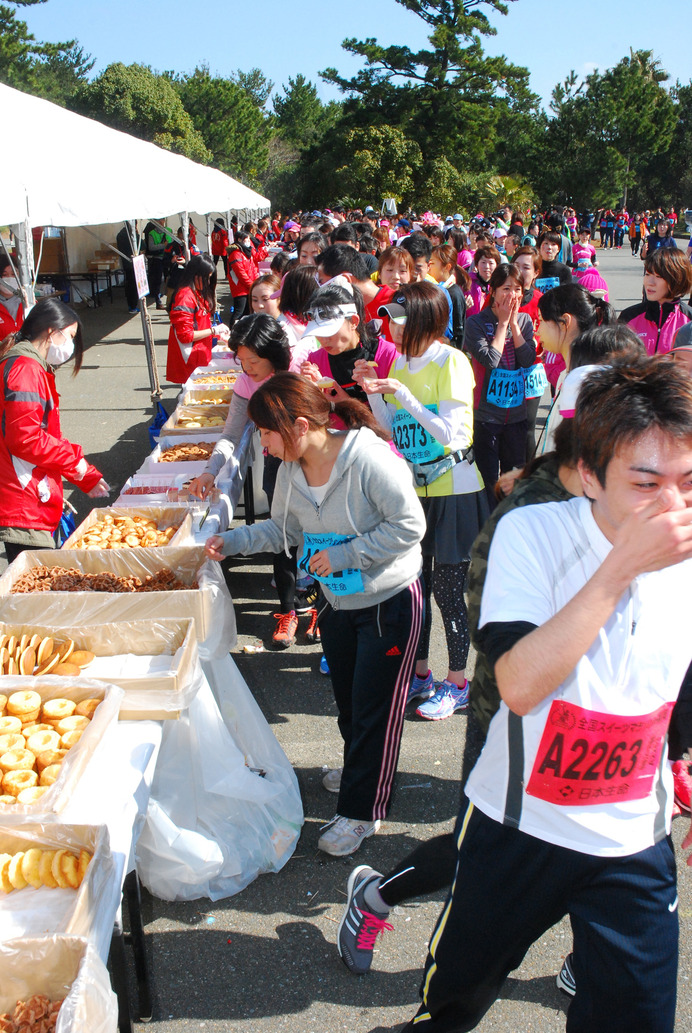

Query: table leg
(123, 870), (153, 1022)
(109, 916), (133, 1033)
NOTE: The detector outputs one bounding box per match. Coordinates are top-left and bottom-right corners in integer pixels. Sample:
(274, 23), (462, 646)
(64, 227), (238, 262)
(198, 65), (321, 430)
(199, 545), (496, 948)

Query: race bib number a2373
(526, 699), (674, 806)
(299, 531), (364, 596)
(391, 405), (444, 463)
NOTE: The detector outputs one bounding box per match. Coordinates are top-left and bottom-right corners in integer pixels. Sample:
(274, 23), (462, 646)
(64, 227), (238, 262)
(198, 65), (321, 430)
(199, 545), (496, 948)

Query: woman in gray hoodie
(205, 372), (425, 857)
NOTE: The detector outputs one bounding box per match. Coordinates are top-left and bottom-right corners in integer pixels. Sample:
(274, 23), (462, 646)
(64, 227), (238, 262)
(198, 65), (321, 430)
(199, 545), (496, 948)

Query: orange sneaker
(305, 607), (321, 643)
(273, 611), (298, 648)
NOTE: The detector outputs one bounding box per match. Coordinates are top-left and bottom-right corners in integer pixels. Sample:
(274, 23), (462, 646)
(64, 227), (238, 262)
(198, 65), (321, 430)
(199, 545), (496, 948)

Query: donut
(17, 786), (49, 805)
(0, 794), (17, 806)
(55, 716), (89, 736)
(3, 770), (38, 796)
(0, 853), (13, 891)
(21, 847), (44, 888)
(74, 698), (100, 718)
(39, 764), (61, 786)
(8, 852), (27, 889)
(0, 749), (36, 773)
(78, 849), (91, 882)
(60, 852), (80, 889)
(21, 723), (52, 737)
(0, 692), (6, 713)
(20, 710), (41, 727)
(36, 748), (66, 772)
(60, 730), (83, 749)
(41, 699), (75, 722)
(7, 691), (41, 717)
(26, 730), (60, 754)
(0, 716), (22, 735)
(0, 733), (25, 753)
(38, 848), (58, 886)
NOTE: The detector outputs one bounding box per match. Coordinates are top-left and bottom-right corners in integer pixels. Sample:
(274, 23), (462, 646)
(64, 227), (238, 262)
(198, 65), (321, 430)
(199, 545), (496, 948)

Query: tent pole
(180, 211), (190, 262)
(127, 220), (161, 414)
(12, 219), (36, 313)
(205, 215), (211, 254)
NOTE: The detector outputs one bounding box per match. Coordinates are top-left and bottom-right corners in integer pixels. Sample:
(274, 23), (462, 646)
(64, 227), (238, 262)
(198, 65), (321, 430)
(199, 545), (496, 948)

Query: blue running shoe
(407, 669), (435, 704)
(320, 655), (330, 676)
(416, 679), (469, 721)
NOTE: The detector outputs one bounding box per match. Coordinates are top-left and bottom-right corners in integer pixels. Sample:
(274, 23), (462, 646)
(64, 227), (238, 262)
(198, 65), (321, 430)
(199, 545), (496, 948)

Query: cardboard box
(138, 434), (222, 478)
(0, 547), (229, 654)
(62, 505), (193, 550)
(181, 386), (233, 407)
(160, 403), (229, 437)
(0, 618), (199, 720)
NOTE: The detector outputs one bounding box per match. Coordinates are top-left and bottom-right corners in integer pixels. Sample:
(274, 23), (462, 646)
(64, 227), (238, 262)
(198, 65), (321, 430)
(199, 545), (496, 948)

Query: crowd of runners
(4, 198), (692, 1032)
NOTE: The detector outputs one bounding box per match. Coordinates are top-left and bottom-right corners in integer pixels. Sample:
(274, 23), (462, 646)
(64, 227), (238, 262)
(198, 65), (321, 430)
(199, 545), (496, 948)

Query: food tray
(160, 403), (228, 437)
(0, 618), (200, 720)
(180, 387), (233, 406)
(138, 433), (222, 478)
(61, 506), (193, 550)
(0, 548), (235, 659)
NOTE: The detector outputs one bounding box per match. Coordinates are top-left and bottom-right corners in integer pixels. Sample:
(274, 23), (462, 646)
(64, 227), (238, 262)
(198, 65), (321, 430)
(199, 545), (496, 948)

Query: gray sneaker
(318, 815), (380, 856)
(322, 767), (342, 793)
(556, 952), (576, 996)
(338, 865), (392, 975)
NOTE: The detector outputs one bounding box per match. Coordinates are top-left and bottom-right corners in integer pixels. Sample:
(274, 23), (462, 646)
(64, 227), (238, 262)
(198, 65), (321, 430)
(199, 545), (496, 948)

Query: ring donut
(2, 769), (38, 796)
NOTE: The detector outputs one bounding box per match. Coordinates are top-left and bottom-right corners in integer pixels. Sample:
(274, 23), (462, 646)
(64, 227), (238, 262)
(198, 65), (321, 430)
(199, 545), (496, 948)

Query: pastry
(2, 769), (38, 796)
(41, 699), (75, 722)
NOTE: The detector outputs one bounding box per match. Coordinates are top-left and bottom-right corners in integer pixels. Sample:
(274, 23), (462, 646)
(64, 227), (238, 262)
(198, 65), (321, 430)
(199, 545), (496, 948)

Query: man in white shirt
(403, 358), (692, 1033)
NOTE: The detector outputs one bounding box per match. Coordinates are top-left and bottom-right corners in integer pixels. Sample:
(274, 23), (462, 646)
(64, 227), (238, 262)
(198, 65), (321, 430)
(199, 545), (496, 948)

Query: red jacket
(211, 228), (229, 257)
(0, 343), (101, 532)
(0, 301), (24, 341)
(166, 285), (214, 383)
(227, 247), (258, 298)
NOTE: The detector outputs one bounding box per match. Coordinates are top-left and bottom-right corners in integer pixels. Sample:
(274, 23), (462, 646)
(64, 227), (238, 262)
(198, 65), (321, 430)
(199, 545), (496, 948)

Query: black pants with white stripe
(404, 802), (678, 1033)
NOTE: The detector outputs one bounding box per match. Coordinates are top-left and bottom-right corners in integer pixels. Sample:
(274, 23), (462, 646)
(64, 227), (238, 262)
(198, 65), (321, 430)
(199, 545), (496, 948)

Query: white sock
(363, 879), (390, 915)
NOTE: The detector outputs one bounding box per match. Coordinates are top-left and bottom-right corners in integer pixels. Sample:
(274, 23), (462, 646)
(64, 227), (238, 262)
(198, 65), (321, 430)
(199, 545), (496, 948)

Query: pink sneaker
(672, 760), (692, 813)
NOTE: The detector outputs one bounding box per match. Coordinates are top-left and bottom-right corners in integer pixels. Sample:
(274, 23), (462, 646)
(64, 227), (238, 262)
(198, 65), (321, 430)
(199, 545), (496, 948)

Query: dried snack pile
(0, 995), (63, 1033)
(11, 567), (195, 594)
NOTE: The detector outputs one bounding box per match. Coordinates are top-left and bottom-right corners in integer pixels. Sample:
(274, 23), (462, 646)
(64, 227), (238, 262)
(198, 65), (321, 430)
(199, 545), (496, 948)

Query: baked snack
(0, 717), (22, 735)
(74, 698), (100, 718)
(26, 730), (60, 754)
(6, 690), (41, 718)
(0, 994), (64, 1032)
(0, 733), (25, 753)
(35, 748), (67, 772)
(0, 748), (35, 773)
(39, 764), (61, 787)
(2, 770), (38, 796)
(41, 698), (75, 722)
(16, 786), (49, 804)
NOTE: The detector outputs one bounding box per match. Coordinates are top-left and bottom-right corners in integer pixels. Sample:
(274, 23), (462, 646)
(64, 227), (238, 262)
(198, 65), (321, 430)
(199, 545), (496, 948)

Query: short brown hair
(378, 246), (414, 279)
(512, 245), (539, 271)
(573, 357), (692, 486)
(644, 248), (692, 300)
(474, 245), (502, 267)
(398, 280), (450, 360)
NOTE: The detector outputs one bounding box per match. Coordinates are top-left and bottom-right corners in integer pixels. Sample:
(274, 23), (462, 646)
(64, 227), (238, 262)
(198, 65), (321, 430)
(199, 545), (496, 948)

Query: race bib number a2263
(525, 699), (674, 806)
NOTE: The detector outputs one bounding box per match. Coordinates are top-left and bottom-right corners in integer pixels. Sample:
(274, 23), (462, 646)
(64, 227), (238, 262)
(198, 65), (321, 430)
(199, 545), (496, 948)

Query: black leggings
(263, 454), (297, 613)
(230, 294), (248, 326)
(3, 541), (49, 564)
(416, 556), (470, 671)
(378, 707), (486, 907)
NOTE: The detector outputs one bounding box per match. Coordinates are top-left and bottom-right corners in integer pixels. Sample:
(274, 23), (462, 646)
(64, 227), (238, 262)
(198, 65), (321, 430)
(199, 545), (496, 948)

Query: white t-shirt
(466, 496), (692, 857)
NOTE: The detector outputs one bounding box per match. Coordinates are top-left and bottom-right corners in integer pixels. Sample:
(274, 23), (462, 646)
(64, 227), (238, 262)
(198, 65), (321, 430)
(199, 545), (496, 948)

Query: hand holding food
(204, 535), (226, 561)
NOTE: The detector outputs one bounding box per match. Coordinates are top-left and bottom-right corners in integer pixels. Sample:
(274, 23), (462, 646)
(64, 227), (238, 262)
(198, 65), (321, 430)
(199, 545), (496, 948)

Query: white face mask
(46, 329), (76, 366)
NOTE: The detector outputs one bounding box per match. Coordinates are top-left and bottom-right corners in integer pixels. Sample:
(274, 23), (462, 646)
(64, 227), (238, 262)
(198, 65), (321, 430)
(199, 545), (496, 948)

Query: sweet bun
(0, 693), (6, 713)
(21, 723), (52, 737)
(52, 662), (81, 677)
(0, 733), (25, 753)
(55, 716), (89, 736)
(0, 716), (21, 735)
(69, 650), (95, 669)
(51, 849), (70, 888)
(35, 748), (66, 772)
(0, 853), (13, 891)
(21, 847), (44, 889)
(17, 786), (49, 804)
(36, 637), (54, 664)
(38, 848), (58, 886)
(8, 852), (27, 890)
(55, 639), (75, 662)
(60, 729), (83, 749)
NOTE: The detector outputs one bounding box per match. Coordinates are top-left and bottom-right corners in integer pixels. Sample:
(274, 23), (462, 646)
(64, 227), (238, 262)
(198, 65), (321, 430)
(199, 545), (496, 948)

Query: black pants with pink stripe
(319, 578), (423, 822)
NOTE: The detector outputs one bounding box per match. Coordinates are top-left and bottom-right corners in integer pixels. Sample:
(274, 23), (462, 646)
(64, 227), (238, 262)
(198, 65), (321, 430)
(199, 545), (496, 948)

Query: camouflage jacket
(468, 456), (574, 733)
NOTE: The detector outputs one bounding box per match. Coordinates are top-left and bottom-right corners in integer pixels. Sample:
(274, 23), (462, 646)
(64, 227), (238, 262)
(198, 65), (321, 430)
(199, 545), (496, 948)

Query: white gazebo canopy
(0, 83), (269, 228)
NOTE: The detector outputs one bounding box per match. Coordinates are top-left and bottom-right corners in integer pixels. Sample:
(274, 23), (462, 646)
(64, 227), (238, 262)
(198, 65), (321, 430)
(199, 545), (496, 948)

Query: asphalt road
(6, 247), (692, 1032)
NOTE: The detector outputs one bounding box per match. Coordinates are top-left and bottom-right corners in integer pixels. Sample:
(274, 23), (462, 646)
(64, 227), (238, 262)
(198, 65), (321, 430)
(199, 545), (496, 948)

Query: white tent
(0, 83), (269, 227)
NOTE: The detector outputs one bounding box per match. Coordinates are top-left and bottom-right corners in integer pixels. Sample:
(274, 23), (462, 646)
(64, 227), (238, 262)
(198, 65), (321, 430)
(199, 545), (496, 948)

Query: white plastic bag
(136, 655), (303, 901)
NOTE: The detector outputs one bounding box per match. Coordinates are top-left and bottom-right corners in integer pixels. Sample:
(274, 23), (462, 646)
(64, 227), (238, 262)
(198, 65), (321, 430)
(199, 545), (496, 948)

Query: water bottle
(211, 309), (221, 347)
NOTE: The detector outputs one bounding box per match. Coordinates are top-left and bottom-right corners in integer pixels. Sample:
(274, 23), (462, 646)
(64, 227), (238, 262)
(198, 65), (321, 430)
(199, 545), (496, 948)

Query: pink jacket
(620, 300), (692, 356)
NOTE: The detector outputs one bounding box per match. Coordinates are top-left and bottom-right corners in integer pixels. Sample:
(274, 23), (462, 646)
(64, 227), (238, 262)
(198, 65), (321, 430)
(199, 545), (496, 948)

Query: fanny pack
(412, 446), (475, 487)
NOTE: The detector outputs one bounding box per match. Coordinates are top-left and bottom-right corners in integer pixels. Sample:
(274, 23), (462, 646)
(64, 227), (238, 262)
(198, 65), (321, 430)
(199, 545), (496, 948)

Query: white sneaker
(318, 815), (380, 856)
(322, 767), (343, 793)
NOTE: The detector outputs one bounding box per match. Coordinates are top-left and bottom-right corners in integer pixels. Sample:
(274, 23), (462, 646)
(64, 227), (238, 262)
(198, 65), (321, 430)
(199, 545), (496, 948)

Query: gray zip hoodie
(219, 427), (425, 610)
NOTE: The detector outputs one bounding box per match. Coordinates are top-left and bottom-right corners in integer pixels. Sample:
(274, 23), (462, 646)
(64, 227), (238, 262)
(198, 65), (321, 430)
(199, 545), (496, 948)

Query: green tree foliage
(232, 67), (274, 109)
(321, 0), (538, 179)
(0, 0), (91, 101)
(273, 74), (338, 150)
(175, 66), (270, 185)
(76, 63), (211, 163)
(336, 125), (423, 205)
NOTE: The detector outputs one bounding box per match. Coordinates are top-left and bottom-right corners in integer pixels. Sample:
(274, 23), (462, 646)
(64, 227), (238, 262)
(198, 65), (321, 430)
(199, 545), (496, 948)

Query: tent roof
(1, 84), (269, 228)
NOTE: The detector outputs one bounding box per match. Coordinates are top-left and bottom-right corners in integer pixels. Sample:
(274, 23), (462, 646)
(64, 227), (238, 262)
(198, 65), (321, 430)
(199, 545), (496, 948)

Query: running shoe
(416, 679), (469, 721)
(322, 767), (342, 793)
(407, 669), (435, 704)
(556, 953), (576, 997)
(319, 655), (330, 676)
(672, 760), (692, 813)
(318, 815), (380, 856)
(295, 577), (318, 612)
(338, 865), (392, 975)
(305, 608), (321, 643)
(272, 611), (298, 648)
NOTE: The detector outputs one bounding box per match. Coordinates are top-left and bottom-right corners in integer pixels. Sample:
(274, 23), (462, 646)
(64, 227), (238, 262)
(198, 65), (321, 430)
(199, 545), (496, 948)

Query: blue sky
(20, 0), (692, 110)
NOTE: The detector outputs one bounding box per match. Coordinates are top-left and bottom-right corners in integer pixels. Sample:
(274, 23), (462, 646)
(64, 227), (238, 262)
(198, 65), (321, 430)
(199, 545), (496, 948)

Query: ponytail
(0, 331), (17, 363)
(247, 372), (390, 458)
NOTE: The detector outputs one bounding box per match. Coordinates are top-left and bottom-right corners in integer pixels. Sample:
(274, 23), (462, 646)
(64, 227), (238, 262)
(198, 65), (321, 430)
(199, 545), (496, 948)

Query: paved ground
(6, 247), (692, 1032)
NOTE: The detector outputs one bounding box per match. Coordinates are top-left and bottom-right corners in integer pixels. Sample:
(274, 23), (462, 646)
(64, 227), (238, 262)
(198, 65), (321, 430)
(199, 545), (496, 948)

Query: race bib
(576, 258), (591, 272)
(535, 276), (560, 294)
(523, 363), (549, 399)
(299, 531), (364, 596)
(486, 367), (525, 408)
(526, 699), (674, 806)
(391, 405), (444, 463)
